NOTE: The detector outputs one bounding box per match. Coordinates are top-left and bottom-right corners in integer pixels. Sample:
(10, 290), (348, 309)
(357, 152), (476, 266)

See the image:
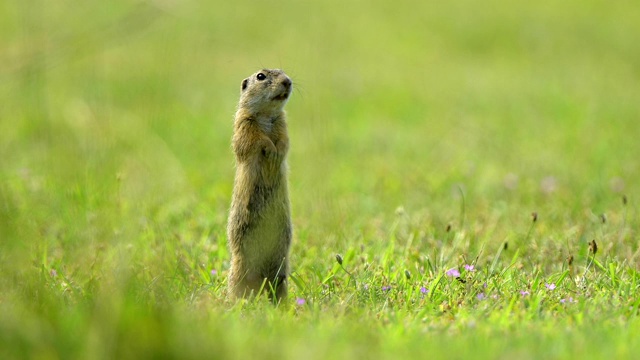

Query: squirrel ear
(241, 78), (249, 91)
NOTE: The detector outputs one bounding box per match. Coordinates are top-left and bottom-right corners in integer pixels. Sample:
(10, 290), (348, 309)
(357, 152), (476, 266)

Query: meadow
(1, 0), (639, 358)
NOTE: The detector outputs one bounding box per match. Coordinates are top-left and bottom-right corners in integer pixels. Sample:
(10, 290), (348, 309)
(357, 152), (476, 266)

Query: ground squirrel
(227, 69), (293, 302)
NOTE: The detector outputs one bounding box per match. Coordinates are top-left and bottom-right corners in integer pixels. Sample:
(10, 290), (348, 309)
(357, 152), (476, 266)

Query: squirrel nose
(281, 78), (292, 89)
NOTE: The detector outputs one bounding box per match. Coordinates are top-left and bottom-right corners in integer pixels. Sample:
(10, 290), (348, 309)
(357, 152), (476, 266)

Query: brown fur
(227, 69), (293, 302)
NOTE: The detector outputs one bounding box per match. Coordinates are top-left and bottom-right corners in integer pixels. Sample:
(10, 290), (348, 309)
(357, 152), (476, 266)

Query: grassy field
(1, 0), (640, 358)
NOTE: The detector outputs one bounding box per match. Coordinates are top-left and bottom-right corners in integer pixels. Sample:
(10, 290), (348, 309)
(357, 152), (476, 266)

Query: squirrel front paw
(261, 143), (279, 160)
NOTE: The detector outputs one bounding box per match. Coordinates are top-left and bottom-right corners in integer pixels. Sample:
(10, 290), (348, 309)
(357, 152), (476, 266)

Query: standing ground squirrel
(227, 69), (293, 302)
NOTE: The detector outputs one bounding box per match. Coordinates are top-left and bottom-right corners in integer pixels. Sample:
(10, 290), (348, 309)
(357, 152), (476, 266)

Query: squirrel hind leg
(267, 274), (287, 303)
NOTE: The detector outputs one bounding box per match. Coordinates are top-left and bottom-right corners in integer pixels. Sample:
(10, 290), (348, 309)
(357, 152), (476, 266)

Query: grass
(1, 0), (639, 358)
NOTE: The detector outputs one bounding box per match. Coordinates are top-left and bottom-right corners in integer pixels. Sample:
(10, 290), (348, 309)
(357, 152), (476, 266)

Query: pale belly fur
(242, 174), (289, 270)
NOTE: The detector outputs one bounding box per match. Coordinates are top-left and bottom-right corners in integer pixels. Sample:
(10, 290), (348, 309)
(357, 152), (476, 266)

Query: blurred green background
(1, 0), (639, 358)
(3, 0), (637, 236)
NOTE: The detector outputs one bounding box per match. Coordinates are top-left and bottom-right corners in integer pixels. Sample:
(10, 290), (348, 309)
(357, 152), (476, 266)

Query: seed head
(567, 254), (574, 266)
(589, 240), (598, 255)
(404, 270), (411, 279)
(335, 254), (343, 265)
(531, 212), (538, 222)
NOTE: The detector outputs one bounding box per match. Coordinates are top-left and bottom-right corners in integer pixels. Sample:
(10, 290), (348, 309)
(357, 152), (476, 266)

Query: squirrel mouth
(273, 91), (290, 101)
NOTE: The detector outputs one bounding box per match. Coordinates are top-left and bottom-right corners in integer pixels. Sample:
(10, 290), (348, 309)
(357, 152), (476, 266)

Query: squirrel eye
(256, 73), (266, 81)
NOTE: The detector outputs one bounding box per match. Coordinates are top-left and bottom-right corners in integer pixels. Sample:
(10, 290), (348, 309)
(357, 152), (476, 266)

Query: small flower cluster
(446, 264), (476, 278)
(446, 268), (460, 278)
(545, 283), (556, 290)
(464, 264), (475, 272)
